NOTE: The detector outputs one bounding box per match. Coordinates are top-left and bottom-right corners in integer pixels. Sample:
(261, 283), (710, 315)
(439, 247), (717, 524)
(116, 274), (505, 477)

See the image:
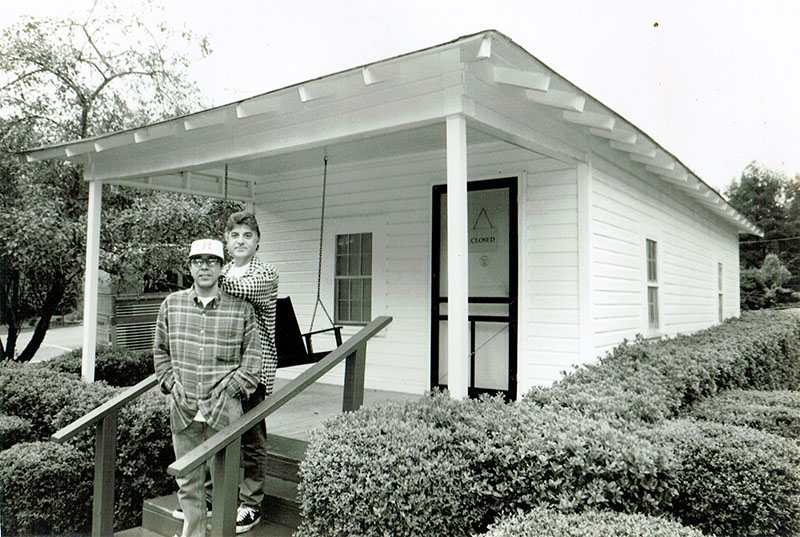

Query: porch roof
(20, 29), (761, 236)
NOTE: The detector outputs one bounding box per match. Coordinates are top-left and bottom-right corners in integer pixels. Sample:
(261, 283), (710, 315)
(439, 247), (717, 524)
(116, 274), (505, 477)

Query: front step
(141, 434), (307, 537)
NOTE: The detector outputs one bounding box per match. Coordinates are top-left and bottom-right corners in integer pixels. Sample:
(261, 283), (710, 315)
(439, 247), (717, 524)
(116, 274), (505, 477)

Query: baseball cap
(189, 239), (225, 261)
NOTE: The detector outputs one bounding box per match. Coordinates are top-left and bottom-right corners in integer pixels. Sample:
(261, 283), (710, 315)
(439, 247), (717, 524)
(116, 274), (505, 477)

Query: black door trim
(431, 177), (518, 400)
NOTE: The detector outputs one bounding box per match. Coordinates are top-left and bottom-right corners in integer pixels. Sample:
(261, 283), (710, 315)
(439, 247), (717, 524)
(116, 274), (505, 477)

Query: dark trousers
(238, 383), (268, 509)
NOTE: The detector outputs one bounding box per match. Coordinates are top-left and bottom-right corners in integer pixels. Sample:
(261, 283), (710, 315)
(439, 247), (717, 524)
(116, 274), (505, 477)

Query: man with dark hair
(220, 211), (279, 533)
(154, 239), (261, 537)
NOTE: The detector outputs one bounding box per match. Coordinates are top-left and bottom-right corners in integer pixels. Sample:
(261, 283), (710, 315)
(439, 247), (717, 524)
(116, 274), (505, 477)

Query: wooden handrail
(51, 374), (158, 443)
(168, 315), (392, 478)
(51, 373), (158, 537)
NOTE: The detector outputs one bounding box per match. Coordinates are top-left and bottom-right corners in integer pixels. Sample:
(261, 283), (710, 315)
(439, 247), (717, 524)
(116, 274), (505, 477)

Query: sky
(2, 0), (798, 195)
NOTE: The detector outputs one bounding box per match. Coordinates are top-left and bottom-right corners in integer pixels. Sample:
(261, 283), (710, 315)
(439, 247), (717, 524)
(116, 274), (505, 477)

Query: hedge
(0, 442), (94, 536)
(525, 309), (800, 424)
(297, 392), (677, 537)
(479, 507), (706, 537)
(34, 344), (154, 387)
(0, 415), (32, 450)
(646, 418), (800, 537)
(0, 358), (175, 534)
(687, 388), (800, 440)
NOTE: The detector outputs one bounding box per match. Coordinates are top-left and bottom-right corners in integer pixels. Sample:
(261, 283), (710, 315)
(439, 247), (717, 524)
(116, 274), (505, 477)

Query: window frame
(645, 238), (660, 331)
(320, 215), (386, 337)
(717, 261), (724, 322)
(333, 232), (373, 326)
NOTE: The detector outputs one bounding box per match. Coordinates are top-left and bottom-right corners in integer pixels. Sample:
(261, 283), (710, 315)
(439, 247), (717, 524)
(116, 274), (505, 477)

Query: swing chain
(310, 156), (334, 331)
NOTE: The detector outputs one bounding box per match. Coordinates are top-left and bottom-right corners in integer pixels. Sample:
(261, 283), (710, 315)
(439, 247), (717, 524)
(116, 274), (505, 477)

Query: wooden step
(141, 434), (306, 537)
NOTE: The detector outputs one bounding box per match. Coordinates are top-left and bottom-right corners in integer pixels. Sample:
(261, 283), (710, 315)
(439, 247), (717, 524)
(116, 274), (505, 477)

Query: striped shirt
(220, 257), (279, 394)
(153, 287), (261, 432)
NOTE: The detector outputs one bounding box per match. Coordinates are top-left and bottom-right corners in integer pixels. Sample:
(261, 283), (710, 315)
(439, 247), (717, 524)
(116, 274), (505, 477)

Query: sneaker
(235, 505), (261, 534)
(171, 499), (213, 520)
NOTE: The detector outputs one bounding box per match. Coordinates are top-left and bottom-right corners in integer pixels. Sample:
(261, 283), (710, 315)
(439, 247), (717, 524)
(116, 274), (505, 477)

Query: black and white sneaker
(171, 499), (213, 520)
(235, 505), (261, 534)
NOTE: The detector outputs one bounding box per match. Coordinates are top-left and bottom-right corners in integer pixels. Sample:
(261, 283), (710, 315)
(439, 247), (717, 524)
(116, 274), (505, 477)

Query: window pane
(349, 299), (361, 323)
(648, 286), (659, 329)
(337, 235), (348, 255)
(336, 254), (347, 275)
(646, 239), (657, 282)
(351, 279), (362, 301)
(363, 253), (372, 276)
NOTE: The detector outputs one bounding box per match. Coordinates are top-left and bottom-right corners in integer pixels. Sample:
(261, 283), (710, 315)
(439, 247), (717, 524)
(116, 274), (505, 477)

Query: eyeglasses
(190, 257), (222, 267)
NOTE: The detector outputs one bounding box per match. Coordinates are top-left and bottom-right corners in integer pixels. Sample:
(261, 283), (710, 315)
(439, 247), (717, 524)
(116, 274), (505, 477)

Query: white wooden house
(24, 30), (760, 401)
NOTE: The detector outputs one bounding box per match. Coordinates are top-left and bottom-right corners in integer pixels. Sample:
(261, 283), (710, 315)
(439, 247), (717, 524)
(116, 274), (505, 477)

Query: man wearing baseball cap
(154, 239), (262, 537)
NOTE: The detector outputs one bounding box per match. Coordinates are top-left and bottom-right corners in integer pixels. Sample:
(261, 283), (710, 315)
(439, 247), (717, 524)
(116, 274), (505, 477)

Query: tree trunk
(1, 268), (20, 361)
(17, 271), (64, 362)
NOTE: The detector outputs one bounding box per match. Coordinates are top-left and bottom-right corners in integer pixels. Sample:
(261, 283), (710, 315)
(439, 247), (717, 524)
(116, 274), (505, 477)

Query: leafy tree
(725, 161), (800, 296)
(725, 162), (789, 268)
(740, 254), (795, 310)
(0, 1), (211, 361)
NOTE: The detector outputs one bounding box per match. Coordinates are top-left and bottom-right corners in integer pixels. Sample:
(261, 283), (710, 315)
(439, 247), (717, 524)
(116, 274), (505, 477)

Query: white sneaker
(171, 499), (213, 520)
(235, 505), (262, 534)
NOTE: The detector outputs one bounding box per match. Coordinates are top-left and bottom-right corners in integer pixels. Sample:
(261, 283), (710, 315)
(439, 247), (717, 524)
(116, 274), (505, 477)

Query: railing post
(92, 409), (118, 537)
(209, 437), (241, 537)
(343, 345), (366, 412)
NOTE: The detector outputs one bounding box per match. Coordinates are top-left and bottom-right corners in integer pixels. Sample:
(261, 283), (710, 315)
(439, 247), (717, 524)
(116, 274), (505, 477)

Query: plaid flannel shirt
(153, 287), (261, 432)
(220, 257), (279, 394)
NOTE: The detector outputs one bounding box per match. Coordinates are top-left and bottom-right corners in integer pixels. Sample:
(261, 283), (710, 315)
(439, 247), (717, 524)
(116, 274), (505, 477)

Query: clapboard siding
(253, 140), (577, 394)
(590, 165), (741, 358)
(522, 163), (580, 388)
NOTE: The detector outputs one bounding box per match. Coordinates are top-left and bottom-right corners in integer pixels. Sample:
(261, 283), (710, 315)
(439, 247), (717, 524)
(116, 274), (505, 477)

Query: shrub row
(297, 392), (677, 537)
(0, 358), (174, 535)
(299, 310), (800, 537)
(687, 388), (800, 440)
(525, 309), (800, 424)
(646, 419), (800, 537)
(33, 344), (154, 387)
(478, 507), (705, 537)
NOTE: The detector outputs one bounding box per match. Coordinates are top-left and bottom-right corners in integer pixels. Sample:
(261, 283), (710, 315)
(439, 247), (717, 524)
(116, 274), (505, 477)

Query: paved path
(2, 324), (84, 363)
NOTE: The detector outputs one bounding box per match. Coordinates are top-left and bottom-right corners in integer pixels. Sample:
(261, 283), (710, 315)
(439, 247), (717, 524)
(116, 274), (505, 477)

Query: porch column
(81, 173), (102, 382)
(445, 114), (469, 399)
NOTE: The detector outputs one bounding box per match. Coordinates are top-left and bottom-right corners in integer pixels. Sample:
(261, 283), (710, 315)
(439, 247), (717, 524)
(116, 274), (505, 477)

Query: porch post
(445, 114), (469, 399)
(82, 170), (102, 382)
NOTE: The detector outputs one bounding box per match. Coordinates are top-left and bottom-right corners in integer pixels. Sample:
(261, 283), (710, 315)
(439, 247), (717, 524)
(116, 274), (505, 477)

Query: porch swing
(274, 156), (343, 368)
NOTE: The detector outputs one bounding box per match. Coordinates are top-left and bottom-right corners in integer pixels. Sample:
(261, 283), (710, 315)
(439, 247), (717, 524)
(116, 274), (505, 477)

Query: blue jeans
(172, 420), (221, 537)
(239, 383), (268, 509)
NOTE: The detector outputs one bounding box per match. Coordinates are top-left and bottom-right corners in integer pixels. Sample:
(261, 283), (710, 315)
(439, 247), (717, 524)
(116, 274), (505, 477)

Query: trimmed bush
(648, 419), (800, 537)
(526, 309), (800, 424)
(297, 392), (677, 537)
(36, 344), (154, 387)
(0, 361), (117, 441)
(0, 414), (33, 449)
(688, 389), (800, 440)
(0, 360), (175, 533)
(479, 507), (705, 537)
(0, 442), (93, 536)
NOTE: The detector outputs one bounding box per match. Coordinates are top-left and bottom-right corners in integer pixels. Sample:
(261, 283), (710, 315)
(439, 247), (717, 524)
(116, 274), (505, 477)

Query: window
(646, 239), (659, 329)
(334, 233), (372, 325)
(718, 262), (724, 322)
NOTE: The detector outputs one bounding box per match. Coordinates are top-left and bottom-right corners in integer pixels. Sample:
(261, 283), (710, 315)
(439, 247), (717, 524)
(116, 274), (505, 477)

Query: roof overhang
(20, 30), (762, 236)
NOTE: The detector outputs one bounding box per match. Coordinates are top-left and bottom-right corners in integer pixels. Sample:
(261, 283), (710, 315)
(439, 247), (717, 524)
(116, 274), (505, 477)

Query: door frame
(430, 176), (519, 400)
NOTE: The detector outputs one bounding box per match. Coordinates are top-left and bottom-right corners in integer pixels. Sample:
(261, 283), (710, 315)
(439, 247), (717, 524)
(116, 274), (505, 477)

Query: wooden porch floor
(264, 377), (423, 441)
